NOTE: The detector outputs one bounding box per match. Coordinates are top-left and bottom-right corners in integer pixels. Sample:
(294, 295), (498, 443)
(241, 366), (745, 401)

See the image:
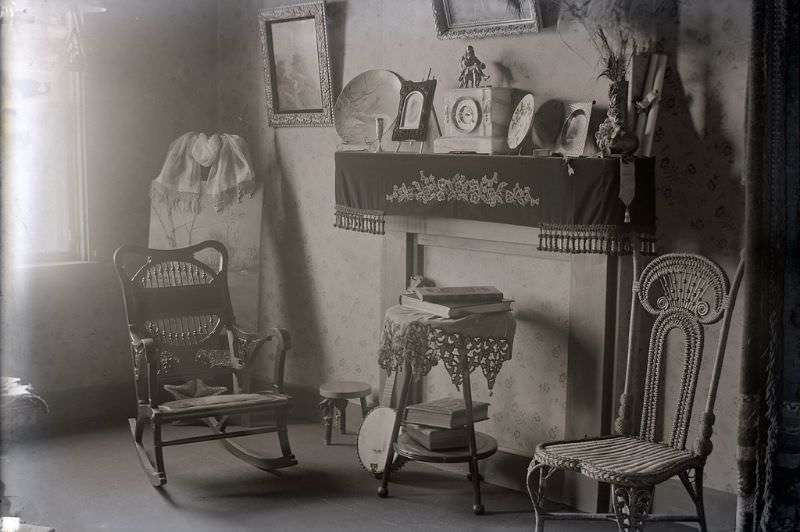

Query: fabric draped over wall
(737, 1), (800, 530)
(150, 132), (256, 213)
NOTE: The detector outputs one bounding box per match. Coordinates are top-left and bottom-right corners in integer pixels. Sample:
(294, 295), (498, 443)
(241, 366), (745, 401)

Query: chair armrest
(128, 327), (159, 404)
(129, 327), (158, 365)
(232, 325), (291, 393)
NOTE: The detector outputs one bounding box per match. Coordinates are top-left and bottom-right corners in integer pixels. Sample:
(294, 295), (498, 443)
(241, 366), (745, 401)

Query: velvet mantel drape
(737, 1), (799, 530)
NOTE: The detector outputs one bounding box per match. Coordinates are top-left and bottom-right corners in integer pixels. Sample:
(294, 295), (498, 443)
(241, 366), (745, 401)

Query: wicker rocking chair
(527, 253), (744, 531)
(113, 240), (297, 486)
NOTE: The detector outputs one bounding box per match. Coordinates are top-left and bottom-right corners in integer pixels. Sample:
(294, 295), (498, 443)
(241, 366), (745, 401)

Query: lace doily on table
(377, 317), (513, 392)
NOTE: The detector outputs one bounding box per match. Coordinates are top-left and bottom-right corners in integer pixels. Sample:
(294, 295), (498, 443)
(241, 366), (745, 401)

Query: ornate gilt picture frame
(258, 1), (333, 127)
(431, 0), (541, 40)
(392, 79), (437, 142)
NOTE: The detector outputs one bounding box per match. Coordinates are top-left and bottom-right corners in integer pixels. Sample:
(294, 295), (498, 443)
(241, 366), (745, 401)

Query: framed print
(431, 0), (541, 40)
(392, 80), (437, 142)
(258, 1), (333, 127)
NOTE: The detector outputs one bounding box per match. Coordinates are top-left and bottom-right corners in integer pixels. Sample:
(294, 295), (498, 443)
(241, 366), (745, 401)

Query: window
(2, 3), (89, 263)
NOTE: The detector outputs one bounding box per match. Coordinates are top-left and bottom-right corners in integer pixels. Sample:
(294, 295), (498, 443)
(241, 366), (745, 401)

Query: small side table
(375, 305), (516, 515)
(318, 381), (371, 445)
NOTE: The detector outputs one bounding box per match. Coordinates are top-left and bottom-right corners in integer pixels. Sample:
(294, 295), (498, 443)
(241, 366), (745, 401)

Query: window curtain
(737, 1), (800, 530)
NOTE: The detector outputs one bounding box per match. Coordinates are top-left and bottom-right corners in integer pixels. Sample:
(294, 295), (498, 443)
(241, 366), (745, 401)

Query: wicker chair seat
(535, 435), (704, 488)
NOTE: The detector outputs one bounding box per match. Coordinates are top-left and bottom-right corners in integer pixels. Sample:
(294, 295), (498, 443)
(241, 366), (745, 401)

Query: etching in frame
(258, 1), (333, 127)
(392, 79), (437, 142)
(431, 0), (541, 40)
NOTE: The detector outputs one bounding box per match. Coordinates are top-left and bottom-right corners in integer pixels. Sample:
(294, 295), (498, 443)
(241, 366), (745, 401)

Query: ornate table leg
(378, 363), (411, 498)
(460, 343), (484, 515)
(319, 399), (334, 445)
(334, 398), (349, 434)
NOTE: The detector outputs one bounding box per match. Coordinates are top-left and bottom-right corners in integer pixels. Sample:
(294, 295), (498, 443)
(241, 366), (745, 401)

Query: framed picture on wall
(431, 0), (541, 40)
(258, 1), (333, 127)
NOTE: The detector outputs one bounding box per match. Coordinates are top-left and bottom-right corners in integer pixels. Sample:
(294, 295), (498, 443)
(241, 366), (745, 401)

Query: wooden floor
(2, 422), (695, 532)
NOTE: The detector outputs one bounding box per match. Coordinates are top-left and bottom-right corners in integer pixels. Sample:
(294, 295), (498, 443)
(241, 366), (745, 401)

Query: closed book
(405, 423), (468, 451)
(404, 398), (489, 429)
(413, 286), (503, 303)
(399, 294), (513, 318)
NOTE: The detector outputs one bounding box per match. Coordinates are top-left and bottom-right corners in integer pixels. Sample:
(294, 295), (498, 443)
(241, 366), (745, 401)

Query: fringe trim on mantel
(334, 205), (386, 234)
(538, 223), (657, 255)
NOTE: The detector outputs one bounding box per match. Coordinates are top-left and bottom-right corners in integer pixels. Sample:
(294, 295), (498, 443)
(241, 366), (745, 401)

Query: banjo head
(356, 407), (405, 477)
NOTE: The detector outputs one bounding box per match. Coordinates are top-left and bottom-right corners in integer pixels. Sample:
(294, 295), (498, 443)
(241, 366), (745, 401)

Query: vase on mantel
(595, 80), (639, 157)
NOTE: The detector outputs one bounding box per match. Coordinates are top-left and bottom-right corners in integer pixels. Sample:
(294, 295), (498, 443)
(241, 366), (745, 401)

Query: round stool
(318, 381), (371, 445)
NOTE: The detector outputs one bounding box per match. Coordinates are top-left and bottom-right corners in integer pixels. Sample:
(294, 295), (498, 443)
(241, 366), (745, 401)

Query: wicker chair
(113, 240), (297, 486)
(527, 253), (744, 531)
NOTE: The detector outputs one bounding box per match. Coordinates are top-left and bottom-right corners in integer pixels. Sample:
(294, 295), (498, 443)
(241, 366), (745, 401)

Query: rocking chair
(113, 240), (297, 486)
(527, 252), (744, 531)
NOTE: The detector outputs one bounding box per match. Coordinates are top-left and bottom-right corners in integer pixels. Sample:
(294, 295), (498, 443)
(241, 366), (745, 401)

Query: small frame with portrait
(392, 79), (437, 142)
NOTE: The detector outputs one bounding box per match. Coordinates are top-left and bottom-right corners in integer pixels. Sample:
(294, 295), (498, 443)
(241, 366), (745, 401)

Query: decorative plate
(507, 93), (535, 150)
(334, 70), (402, 148)
(554, 102), (593, 157)
(452, 96), (481, 133)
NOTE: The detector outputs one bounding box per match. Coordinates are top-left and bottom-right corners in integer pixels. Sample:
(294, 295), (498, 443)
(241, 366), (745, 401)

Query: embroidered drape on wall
(150, 132), (256, 213)
(334, 152), (656, 255)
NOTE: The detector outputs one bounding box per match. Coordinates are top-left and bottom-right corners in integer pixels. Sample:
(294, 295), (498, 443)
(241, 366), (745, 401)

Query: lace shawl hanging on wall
(150, 132), (256, 213)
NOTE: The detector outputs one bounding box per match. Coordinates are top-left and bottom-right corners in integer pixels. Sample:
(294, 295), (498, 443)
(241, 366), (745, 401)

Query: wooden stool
(318, 381), (371, 445)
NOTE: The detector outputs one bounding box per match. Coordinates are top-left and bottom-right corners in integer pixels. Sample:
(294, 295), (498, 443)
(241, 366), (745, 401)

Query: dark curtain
(737, 1), (800, 530)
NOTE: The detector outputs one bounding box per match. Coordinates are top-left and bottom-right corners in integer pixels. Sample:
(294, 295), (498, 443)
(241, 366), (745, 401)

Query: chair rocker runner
(527, 252), (744, 531)
(114, 240), (297, 486)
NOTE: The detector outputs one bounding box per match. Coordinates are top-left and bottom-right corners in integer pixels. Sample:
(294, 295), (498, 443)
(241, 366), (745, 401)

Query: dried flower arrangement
(593, 26), (639, 156)
(595, 26), (633, 84)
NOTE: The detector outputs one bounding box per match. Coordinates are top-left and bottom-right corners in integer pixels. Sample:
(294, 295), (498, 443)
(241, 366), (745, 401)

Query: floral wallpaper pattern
(421, 248), (570, 454)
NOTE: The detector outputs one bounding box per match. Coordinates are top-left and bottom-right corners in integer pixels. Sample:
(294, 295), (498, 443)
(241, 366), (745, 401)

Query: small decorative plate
(334, 70), (402, 148)
(452, 96), (481, 133)
(554, 102), (593, 157)
(507, 93), (535, 150)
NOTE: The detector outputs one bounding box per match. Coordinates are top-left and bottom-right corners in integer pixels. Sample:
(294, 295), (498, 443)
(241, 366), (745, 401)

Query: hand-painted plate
(507, 93), (535, 150)
(334, 70), (402, 149)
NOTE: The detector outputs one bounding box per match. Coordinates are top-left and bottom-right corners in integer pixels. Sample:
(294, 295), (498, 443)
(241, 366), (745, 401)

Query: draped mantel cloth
(378, 305), (516, 392)
(334, 152), (656, 255)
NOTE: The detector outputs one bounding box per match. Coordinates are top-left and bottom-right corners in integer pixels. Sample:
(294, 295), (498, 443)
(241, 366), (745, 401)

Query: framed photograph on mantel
(392, 79), (437, 142)
(258, 1), (333, 127)
(431, 0), (541, 40)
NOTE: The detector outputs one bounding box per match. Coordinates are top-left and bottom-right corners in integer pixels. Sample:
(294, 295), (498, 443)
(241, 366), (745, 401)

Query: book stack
(404, 397), (489, 451)
(399, 285), (513, 319)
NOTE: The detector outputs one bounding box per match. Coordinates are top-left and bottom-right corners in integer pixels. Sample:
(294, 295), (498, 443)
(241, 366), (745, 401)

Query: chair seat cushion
(158, 391), (290, 414)
(535, 435), (704, 487)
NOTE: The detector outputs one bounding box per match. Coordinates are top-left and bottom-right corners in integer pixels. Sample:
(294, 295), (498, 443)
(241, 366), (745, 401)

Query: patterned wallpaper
(647, 0), (750, 493)
(422, 248), (570, 454)
(217, 0), (750, 493)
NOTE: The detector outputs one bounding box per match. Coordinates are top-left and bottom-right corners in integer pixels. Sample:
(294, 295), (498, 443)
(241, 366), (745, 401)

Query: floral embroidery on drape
(386, 171), (540, 207)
